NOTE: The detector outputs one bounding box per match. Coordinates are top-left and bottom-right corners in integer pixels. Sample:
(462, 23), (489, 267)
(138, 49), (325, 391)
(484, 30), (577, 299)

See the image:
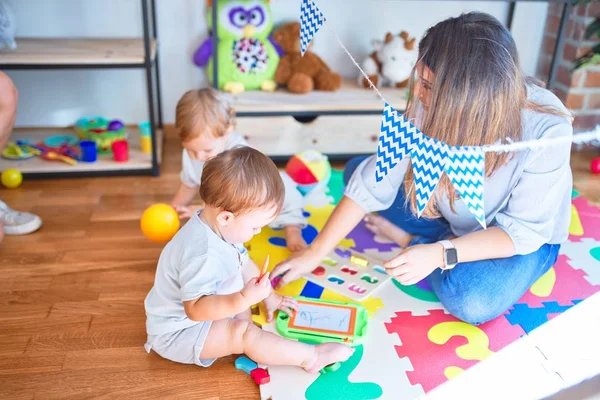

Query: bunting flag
(300, 0), (326, 56)
(445, 147), (486, 228)
(375, 103), (422, 182)
(411, 136), (448, 217)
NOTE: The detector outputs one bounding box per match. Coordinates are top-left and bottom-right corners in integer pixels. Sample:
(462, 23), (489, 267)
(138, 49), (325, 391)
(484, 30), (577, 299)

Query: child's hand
(284, 226), (307, 252)
(263, 292), (299, 322)
(241, 273), (272, 306)
(174, 205), (201, 219)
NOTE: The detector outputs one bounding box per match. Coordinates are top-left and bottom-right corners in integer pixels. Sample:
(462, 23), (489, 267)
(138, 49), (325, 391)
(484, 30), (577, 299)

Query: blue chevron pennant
(375, 103), (423, 182)
(300, 0), (326, 56)
(445, 147), (486, 228)
(411, 136), (448, 217)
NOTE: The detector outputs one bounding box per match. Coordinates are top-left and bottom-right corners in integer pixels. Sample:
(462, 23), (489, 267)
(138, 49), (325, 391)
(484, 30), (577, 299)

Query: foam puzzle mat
(246, 172), (600, 400)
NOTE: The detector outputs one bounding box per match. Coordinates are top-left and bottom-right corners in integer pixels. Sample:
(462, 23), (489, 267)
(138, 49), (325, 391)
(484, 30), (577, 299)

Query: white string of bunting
(299, 0), (600, 228)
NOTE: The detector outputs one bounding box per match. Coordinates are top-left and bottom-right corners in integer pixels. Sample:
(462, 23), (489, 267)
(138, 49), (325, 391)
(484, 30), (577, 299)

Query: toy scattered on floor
(276, 297), (369, 345)
(234, 356), (271, 385)
(193, 0), (281, 93)
(74, 116), (127, 154)
(250, 367), (270, 385)
(271, 21), (342, 94)
(0, 1), (17, 50)
(285, 149), (331, 195)
(591, 157), (600, 174)
(1, 168), (22, 189)
(140, 203), (180, 242)
(235, 356), (258, 374)
(302, 246), (392, 301)
(359, 31), (418, 89)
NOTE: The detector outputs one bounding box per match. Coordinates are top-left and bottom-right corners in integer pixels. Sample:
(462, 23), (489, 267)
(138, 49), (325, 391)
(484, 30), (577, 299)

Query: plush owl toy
(193, 0), (282, 94)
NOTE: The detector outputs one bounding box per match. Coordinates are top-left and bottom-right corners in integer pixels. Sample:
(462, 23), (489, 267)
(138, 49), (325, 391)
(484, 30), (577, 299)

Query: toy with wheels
(74, 116), (127, 154)
(285, 149), (331, 195)
(193, 0), (282, 93)
(140, 203), (180, 242)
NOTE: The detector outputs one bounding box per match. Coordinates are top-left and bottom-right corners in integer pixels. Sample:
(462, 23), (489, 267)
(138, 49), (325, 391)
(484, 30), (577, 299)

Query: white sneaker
(0, 200), (42, 235)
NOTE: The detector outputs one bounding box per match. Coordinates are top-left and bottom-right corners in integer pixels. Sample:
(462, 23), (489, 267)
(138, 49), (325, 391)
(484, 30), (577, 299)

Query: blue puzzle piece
(505, 301), (582, 334)
(300, 280), (324, 299)
(235, 356), (257, 375)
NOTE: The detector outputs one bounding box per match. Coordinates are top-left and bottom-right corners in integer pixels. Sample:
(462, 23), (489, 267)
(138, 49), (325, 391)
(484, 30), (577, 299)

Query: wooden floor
(0, 126), (599, 399)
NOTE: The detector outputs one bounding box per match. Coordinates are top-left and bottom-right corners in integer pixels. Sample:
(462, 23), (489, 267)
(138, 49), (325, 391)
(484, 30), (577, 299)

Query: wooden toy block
(251, 367), (271, 385)
(235, 356), (257, 375)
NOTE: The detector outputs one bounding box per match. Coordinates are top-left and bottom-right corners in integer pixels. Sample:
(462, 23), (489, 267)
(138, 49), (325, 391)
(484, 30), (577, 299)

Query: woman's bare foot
(304, 343), (354, 374)
(284, 225), (307, 252)
(364, 214), (413, 248)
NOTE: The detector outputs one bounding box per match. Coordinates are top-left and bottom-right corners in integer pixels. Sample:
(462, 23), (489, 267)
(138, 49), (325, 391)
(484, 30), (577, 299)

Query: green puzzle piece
(392, 278), (440, 302)
(305, 344), (382, 400)
(326, 169), (345, 205)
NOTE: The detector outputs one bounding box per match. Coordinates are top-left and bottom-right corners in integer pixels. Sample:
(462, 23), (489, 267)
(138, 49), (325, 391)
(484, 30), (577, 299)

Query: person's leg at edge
(343, 156), (450, 246)
(427, 243), (561, 325)
(200, 318), (354, 373)
(0, 71), (43, 242)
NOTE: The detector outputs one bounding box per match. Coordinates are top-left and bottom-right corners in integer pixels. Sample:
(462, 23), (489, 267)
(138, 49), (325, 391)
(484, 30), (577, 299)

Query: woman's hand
(270, 246), (324, 289)
(384, 243), (444, 285)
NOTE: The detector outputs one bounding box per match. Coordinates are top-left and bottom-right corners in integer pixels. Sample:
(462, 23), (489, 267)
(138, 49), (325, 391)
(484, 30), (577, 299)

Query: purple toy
(108, 120), (125, 131)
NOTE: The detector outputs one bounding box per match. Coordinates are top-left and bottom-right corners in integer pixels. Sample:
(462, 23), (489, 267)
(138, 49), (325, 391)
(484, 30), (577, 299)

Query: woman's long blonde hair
(403, 12), (571, 218)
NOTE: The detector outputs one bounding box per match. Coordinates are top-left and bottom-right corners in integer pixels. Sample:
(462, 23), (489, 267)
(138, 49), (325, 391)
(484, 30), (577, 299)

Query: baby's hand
(263, 293), (299, 322)
(241, 273), (272, 306)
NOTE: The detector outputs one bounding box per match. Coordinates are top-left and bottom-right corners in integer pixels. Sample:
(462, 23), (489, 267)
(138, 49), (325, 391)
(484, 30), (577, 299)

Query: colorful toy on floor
(235, 356), (258, 374)
(250, 367), (271, 385)
(286, 150), (331, 195)
(591, 156), (600, 174)
(1, 168), (22, 189)
(302, 247), (392, 301)
(74, 116), (127, 154)
(140, 203), (180, 242)
(275, 297), (369, 345)
(193, 0), (281, 93)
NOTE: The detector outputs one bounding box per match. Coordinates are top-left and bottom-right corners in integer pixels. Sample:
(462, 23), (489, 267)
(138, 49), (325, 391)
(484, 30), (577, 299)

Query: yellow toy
(1, 168), (22, 189)
(140, 203), (180, 242)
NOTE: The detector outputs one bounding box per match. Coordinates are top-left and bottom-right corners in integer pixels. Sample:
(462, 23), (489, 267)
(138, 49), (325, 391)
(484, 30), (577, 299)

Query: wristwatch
(438, 240), (458, 270)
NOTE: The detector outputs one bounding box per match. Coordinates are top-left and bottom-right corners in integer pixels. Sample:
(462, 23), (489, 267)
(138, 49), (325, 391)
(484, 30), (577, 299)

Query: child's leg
(200, 318), (353, 373)
(235, 308), (252, 321)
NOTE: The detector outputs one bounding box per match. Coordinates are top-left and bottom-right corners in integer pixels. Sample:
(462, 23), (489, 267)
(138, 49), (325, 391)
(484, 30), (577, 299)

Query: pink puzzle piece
(519, 255), (600, 308)
(385, 309), (524, 393)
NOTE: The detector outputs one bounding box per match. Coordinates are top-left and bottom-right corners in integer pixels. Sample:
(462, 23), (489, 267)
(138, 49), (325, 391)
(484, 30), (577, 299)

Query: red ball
(591, 157), (600, 174)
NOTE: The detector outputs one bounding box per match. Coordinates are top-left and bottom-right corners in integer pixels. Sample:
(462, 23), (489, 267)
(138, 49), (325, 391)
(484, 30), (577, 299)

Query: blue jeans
(344, 156), (560, 325)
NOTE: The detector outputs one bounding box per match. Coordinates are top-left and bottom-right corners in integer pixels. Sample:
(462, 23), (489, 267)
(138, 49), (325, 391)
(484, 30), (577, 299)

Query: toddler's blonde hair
(200, 146), (285, 216)
(175, 88), (235, 142)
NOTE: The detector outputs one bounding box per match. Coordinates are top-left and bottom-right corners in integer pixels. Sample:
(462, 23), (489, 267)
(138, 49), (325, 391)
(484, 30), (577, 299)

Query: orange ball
(140, 203), (180, 242)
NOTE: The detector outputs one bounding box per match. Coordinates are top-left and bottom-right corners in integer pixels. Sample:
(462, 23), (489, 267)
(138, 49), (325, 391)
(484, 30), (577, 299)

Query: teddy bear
(271, 21), (342, 94)
(359, 31), (417, 89)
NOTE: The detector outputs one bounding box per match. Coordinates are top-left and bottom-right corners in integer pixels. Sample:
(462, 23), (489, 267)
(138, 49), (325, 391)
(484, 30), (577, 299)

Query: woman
(272, 12), (573, 325)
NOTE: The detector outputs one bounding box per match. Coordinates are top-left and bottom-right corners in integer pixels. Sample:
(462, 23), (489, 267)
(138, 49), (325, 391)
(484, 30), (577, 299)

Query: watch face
(446, 248), (458, 265)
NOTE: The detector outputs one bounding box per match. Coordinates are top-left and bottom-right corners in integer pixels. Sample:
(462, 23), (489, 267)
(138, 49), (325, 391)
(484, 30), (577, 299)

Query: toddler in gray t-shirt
(145, 147), (353, 372)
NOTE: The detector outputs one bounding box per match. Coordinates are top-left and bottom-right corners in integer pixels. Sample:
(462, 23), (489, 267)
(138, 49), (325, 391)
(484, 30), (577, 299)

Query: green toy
(193, 0), (281, 93)
(275, 297), (369, 346)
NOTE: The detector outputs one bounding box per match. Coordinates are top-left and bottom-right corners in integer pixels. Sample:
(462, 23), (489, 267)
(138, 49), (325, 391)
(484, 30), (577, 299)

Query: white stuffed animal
(359, 31), (417, 89)
(0, 1), (16, 50)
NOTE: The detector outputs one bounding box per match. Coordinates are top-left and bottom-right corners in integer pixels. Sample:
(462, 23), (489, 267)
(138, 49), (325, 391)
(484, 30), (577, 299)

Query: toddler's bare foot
(364, 214), (413, 248)
(285, 226), (307, 252)
(304, 343), (354, 374)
